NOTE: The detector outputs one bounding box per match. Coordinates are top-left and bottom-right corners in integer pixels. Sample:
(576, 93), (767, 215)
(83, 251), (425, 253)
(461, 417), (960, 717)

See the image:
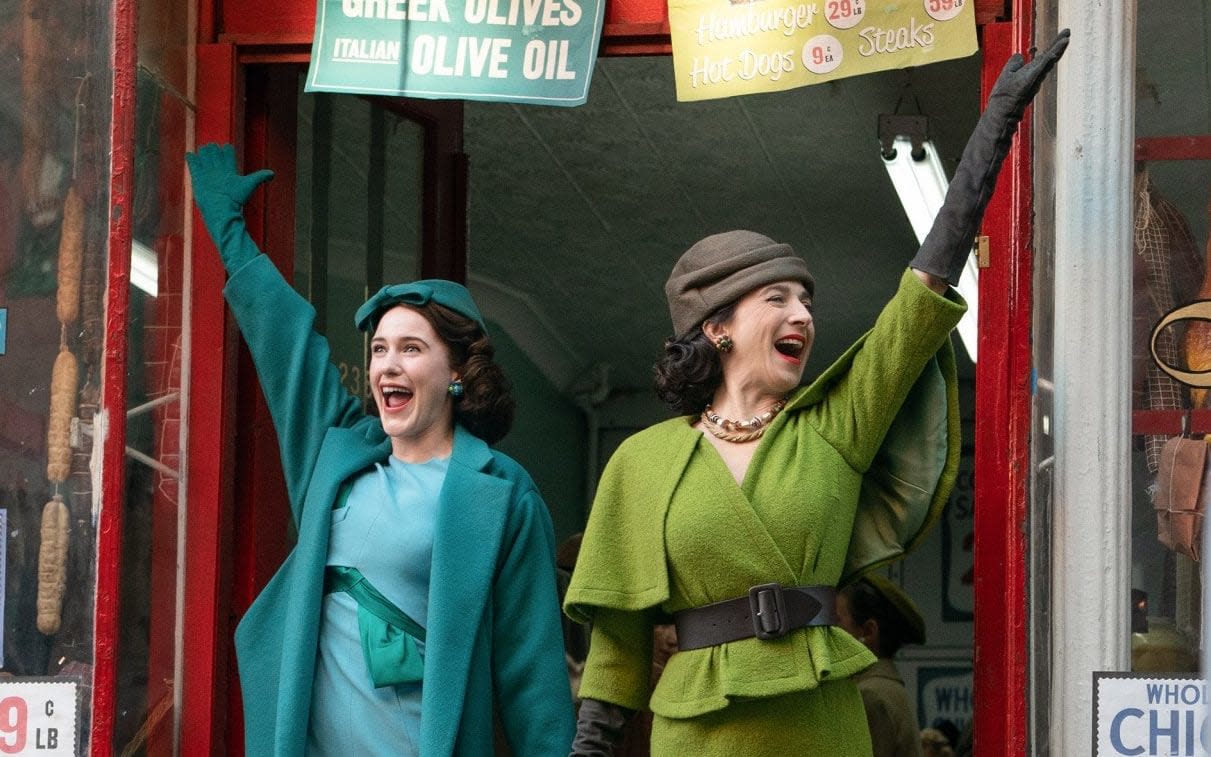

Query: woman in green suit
(565, 32), (1067, 756)
(186, 144), (574, 756)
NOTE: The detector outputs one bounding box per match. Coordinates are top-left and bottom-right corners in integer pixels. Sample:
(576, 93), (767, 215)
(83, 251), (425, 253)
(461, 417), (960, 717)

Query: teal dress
(307, 456), (447, 755)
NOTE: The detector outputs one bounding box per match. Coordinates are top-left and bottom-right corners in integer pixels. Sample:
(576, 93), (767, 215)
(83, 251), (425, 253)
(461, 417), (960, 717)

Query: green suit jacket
(566, 270), (965, 719)
(224, 255), (575, 756)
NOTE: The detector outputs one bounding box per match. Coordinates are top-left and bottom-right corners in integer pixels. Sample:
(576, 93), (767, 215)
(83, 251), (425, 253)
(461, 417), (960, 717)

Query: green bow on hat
(355, 279), (487, 333)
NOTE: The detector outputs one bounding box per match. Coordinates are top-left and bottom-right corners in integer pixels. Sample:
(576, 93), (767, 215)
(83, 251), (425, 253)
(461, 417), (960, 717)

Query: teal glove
(185, 143), (275, 273)
(911, 29), (1070, 283)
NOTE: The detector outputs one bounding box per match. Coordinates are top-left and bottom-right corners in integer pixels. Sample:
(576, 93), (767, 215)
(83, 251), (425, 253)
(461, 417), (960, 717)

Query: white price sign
(0, 681), (78, 755)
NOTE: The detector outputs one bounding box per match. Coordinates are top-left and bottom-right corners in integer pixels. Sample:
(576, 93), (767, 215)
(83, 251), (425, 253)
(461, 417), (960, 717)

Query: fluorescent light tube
(881, 136), (978, 362)
(131, 239), (159, 297)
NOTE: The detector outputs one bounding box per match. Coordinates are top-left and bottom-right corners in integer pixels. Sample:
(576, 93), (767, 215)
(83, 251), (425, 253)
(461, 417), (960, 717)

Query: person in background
(921, 726), (956, 757)
(838, 574), (927, 757)
(186, 144), (574, 756)
(563, 31), (1068, 757)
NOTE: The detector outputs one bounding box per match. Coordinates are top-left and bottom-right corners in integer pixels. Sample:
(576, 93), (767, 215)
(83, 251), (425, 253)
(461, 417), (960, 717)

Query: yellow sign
(668, 0), (977, 101)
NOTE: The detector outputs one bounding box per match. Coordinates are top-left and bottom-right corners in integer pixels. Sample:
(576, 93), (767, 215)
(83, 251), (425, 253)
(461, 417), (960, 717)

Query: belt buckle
(748, 582), (789, 640)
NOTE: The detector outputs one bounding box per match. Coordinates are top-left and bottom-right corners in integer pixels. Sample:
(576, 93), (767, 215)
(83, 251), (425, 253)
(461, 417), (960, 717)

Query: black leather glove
(910, 29), (1070, 283)
(569, 698), (633, 757)
(185, 142), (275, 273)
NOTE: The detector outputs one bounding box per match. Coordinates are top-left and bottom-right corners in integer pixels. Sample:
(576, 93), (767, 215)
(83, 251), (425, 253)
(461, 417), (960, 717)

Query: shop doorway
(189, 42), (1022, 755)
(460, 54), (980, 747)
(208, 63), (468, 751)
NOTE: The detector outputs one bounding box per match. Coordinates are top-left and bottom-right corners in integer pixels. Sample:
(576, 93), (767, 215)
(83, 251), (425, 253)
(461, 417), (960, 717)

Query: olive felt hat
(664, 230), (815, 337)
(355, 279), (487, 333)
(862, 573), (926, 645)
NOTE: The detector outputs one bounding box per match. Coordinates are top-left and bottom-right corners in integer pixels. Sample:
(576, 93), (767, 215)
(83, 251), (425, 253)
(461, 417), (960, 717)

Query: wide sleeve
(787, 270), (966, 580)
(491, 488), (576, 756)
(576, 608), (656, 711)
(808, 269), (966, 473)
(564, 422), (696, 623)
(222, 254), (365, 521)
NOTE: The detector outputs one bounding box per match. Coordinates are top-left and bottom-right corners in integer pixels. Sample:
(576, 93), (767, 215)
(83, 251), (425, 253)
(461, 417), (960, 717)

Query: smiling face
(705, 280), (815, 400)
(369, 305), (459, 462)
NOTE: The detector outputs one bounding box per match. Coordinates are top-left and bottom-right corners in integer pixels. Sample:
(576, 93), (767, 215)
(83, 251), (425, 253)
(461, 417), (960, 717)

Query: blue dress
(306, 455), (448, 755)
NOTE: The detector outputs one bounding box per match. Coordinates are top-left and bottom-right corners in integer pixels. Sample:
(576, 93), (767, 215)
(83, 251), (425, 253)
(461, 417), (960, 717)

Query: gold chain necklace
(700, 398), (788, 443)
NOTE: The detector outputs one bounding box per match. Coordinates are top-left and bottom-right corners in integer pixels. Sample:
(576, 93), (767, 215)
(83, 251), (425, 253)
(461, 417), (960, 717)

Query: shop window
(0, 0), (113, 749)
(111, 67), (190, 754)
(1126, 15), (1211, 675)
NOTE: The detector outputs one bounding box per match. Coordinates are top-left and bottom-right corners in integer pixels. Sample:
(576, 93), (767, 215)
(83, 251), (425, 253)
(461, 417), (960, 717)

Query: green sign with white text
(306, 0), (605, 106)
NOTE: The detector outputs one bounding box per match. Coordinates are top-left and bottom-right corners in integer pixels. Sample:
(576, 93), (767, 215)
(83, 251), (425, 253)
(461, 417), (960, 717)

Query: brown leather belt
(673, 583), (838, 651)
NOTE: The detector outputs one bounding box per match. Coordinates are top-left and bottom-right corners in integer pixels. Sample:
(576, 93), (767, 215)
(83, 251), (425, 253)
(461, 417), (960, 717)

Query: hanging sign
(940, 447), (973, 622)
(1094, 673), (1211, 756)
(667, 0), (977, 101)
(305, 0), (606, 106)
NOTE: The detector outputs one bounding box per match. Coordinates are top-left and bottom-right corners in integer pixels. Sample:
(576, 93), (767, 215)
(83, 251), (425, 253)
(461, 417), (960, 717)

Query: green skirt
(650, 679), (874, 756)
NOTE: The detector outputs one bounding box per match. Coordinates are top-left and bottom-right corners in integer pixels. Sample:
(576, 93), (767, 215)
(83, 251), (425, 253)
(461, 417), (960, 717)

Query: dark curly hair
(653, 302), (736, 415)
(411, 301), (515, 445)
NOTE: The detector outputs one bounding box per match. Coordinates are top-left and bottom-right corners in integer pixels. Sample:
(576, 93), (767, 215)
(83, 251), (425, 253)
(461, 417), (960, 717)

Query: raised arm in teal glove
(185, 142), (275, 273)
(910, 29), (1070, 283)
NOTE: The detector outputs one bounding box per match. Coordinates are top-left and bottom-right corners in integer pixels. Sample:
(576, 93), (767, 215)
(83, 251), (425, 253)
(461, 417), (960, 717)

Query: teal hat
(355, 279), (487, 333)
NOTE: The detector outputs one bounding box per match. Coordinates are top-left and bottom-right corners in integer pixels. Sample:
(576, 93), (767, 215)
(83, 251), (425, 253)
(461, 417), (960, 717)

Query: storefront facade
(1, 0), (1205, 753)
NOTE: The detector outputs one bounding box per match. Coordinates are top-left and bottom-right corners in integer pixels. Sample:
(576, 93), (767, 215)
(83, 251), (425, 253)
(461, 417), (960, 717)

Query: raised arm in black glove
(910, 29), (1070, 284)
(185, 142), (275, 273)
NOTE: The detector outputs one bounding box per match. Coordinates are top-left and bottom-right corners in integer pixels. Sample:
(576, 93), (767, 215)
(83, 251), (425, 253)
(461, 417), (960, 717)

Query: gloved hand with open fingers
(910, 29), (1070, 284)
(185, 142), (275, 273)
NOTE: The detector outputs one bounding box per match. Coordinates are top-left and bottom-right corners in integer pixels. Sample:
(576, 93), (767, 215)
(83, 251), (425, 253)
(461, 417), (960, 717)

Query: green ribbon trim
(325, 564), (426, 688)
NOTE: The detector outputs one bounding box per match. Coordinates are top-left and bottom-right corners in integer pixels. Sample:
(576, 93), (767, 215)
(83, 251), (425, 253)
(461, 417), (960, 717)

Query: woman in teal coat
(565, 33), (1068, 756)
(186, 144), (574, 756)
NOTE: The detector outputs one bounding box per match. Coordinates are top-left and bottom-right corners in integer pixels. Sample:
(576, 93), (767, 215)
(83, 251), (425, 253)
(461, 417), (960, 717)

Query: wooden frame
(177, 0), (1035, 753)
(971, 12), (1035, 756)
(92, 0), (138, 752)
(1129, 135), (1211, 437)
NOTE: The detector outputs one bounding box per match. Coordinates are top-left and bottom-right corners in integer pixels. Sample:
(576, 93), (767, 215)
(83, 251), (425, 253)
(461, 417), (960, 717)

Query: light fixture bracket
(878, 113), (931, 162)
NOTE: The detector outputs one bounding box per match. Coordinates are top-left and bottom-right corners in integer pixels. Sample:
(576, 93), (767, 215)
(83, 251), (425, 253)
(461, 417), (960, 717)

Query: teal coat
(223, 255), (575, 756)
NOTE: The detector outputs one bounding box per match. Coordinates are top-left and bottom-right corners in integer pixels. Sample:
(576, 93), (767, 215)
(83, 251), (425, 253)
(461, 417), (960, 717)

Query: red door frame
(971, 16), (1035, 757)
(182, 3), (1037, 755)
(180, 42), (244, 756)
(92, 0), (138, 752)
